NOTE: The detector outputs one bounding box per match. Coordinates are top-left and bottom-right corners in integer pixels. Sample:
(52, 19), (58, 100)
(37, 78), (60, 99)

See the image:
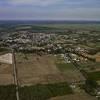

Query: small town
(0, 24), (100, 100)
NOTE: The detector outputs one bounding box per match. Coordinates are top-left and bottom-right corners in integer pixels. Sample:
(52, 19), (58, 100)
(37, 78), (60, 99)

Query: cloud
(0, 0), (100, 20)
(1, 0), (100, 7)
(0, 6), (100, 20)
(8, 0), (62, 6)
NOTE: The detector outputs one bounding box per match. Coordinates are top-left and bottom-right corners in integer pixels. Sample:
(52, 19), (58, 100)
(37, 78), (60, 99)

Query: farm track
(12, 50), (20, 100)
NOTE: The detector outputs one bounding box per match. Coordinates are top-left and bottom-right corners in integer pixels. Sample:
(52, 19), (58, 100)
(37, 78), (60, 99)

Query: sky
(0, 0), (100, 20)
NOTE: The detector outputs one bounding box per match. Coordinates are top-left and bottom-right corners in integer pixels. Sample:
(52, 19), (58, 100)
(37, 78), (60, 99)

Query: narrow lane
(12, 49), (20, 100)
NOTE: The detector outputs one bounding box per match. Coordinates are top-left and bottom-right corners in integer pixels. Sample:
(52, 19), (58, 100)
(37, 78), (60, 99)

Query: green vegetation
(77, 61), (92, 69)
(0, 47), (10, 53)
(2, 24), (100, 33)
(19, 82), (73, 100)
(42, 24), (100, 31)
(56, 63), (75, 71)
(88, 71), (100, 81)
(95, 42), (100, 48)
(80, 70), (100, 81)
(77, 61), (100, 71)
(0, 85), (16, 100)
(80, 70), (100, 96)
(83, 79), (98, 96)
(0, 83), (73, 100)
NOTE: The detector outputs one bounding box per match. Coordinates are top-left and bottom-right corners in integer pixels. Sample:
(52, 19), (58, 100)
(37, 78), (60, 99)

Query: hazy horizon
(0, 0), (100, 20)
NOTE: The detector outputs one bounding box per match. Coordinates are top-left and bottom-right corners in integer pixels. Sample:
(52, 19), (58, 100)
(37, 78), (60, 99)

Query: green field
(0, 82), (73, 100)
(56, 63), (75, 71)
(1, 24), (100, 33)
(19, 82), (73, 100)
(42, 24), (100, 31)
(0, 85), (16, 100)
(88, 71), (100, 81)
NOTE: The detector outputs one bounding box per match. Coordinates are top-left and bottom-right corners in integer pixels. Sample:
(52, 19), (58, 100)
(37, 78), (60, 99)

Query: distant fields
(42, 24), (100, 31)
(16, 24), (100, 31)
(1, 23), (100, 32)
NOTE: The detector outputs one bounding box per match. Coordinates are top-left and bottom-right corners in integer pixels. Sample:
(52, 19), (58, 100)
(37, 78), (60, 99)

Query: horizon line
(0, 19), (100, 21)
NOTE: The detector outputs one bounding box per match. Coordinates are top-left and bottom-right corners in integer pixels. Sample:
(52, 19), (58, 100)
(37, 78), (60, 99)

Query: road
(12, 49), (20, 100)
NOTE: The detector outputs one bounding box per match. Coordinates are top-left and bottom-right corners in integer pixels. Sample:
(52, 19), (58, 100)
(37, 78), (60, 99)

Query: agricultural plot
(50, 91), (96, 100)
(42, 24), (100, 31)
(0, 52), (98, 100)
(0, 82), (73, 100)
(49, 83), (97, 100)
(16, 53), (66, 86)
(0, 53), (12, 64)
(56, 62), (85, 83)
(87, 71), (100, 81)
(94, 52), (100, 62)
(76, 62), (90, 71)
(77, 61), (100, 72)
(0, 63), (14, 85)
(0, 52), (13, 85)
(0, 85), (16, 100)
(19, 82), (73, 100)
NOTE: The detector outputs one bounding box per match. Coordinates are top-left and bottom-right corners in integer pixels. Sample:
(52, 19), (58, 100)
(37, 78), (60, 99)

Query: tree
(84, 79), (98, 96)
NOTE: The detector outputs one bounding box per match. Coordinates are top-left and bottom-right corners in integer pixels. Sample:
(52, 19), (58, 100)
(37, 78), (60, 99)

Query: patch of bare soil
(16, 54), (66, 86)
(0, 63), (14, 85)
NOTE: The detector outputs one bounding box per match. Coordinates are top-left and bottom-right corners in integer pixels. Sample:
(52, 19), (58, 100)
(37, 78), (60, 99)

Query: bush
(83, 79), (98, 96)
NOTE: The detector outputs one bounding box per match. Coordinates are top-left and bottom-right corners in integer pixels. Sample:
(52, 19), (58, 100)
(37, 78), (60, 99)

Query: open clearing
(0, 63), (14, 85)
(16, 53), (66, 86)
(0, 53), (13, 85)
(0, 53), (12, 64)
(56, 54), (85, 83)
(49, 92), (96, 100)
(56, 62), (85, 83)
(49, 85), (96, 100)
